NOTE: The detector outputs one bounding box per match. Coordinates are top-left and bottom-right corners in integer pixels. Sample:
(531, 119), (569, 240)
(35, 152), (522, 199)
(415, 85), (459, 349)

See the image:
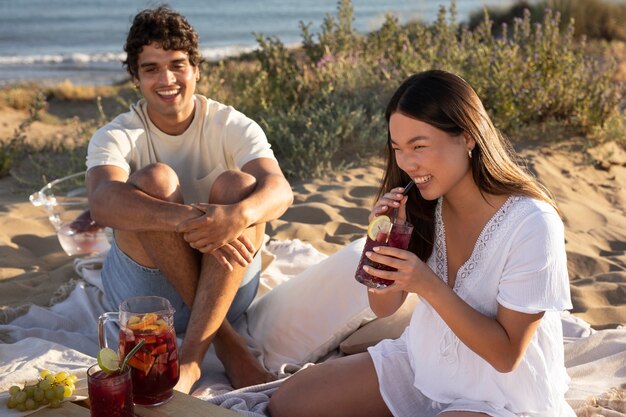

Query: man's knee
(129, 163), (183, 202)
(210, 170), (257, 205)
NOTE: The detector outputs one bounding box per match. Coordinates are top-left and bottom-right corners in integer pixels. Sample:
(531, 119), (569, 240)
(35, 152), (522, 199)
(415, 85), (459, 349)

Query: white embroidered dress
(368, 196), (575, 417)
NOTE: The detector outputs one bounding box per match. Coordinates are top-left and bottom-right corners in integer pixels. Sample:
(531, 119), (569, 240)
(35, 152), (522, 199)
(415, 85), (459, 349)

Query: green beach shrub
(0, 92), (45, 177)
(199, 0), (621, 179)
(468, 0), (626, 42)
(0, 91), (101, 185)
(460, 8), (620, 131)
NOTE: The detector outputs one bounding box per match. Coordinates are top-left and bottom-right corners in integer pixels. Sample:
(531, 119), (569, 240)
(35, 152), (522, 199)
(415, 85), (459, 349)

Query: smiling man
(85, 6), (292, 394)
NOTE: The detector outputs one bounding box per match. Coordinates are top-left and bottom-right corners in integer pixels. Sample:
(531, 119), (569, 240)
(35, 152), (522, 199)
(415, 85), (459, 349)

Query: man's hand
(211, 234), (256, 271)
(176, 203), (255, 270)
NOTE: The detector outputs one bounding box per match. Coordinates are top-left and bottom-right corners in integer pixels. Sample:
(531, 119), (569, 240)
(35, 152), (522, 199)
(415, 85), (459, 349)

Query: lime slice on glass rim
(97, 339), (146, 374)
(97, 348), (120, 373)
(367, 215), (391, 240)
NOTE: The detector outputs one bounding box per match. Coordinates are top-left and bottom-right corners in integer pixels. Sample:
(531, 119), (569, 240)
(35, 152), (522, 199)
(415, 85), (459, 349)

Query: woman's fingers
(372, 245), (411, 259)
(365, 250), (403, 270)
(397, 195), (409, 222)
(371, 189), (407, 219)
(363, 264), (395, 280)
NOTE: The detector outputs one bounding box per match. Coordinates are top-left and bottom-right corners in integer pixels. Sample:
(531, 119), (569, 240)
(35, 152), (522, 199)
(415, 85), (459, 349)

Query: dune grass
(1, 0), (624, 185)
(197, 0), (623, 178)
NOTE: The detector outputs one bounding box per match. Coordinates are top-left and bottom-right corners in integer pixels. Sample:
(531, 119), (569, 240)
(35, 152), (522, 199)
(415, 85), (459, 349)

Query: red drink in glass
(355, 220), (413, 289)
(118, 313), (179, 406)
(87, 364), (134, 417)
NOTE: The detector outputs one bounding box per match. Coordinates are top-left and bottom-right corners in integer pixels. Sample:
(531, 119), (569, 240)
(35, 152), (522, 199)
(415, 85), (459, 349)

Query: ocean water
(0, 0), (515, 86)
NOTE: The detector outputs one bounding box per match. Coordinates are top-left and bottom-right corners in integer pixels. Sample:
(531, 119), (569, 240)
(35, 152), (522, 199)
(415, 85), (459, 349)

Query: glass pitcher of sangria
(98, 296), (179, 406)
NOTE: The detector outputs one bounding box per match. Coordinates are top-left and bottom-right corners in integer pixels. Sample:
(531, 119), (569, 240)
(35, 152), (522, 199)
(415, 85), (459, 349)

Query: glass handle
(98, 312), (119, 349)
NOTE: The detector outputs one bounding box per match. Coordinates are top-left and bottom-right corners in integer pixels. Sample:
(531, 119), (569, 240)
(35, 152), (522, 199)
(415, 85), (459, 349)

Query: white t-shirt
(86, 95), (276, 204)
(369, 196), (574, 417)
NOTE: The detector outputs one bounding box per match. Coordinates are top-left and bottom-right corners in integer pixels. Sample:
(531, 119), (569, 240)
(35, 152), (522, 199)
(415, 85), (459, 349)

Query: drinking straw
(386, 180), (415, 243)
(120, 339), (145, 371)
(390, 180), (415, 223)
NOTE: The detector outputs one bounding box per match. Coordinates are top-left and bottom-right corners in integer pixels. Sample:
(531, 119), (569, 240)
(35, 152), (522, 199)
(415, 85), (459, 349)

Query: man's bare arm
(239, 158), (293, 226)
(86, 165), (199, 232)
(177, 158), (293, 253)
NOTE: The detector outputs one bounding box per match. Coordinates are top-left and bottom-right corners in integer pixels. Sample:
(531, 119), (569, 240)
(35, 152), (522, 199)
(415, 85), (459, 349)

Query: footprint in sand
(337, 207), (370, 225)
(349, 186), (378, 199)
(317, 184), (344, 192)
(567, 251), (611, 279)
(279, 203), (335, 224)
(325, 221), (366, 236)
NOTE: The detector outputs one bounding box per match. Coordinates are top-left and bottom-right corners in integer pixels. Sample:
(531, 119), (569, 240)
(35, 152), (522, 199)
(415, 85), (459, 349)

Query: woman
(268, 70), (575, 417)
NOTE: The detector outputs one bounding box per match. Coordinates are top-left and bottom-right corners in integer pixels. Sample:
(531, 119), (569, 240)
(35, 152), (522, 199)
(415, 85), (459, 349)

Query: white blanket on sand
(0, 239), (625, 417)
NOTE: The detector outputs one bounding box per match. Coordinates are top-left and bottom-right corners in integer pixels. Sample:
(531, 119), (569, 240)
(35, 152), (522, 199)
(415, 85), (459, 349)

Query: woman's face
(389, 112), (475, 201)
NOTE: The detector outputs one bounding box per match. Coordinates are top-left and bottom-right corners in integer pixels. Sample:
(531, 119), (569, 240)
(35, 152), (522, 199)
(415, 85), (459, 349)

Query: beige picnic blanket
(0, 239), (624, 417)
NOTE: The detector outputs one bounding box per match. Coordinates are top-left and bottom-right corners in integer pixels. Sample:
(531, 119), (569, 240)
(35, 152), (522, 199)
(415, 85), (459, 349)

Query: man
(86, 6), (293, 393)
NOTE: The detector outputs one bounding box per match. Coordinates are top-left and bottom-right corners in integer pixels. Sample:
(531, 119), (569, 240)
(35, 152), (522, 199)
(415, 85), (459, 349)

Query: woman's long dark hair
(379, 70), (559, 262)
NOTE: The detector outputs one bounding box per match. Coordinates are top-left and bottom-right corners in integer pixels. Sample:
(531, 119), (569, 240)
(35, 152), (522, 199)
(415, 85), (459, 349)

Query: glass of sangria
(87, 363), (134, 417)
(98, 296), (179, 406)
(355, 216), (413, 289)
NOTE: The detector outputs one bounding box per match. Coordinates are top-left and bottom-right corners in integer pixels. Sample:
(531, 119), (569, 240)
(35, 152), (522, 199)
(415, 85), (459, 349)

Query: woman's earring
(468, 148), (473, 158)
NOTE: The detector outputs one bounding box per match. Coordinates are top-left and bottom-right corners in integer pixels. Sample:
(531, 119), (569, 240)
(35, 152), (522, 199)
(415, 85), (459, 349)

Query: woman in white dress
(268, 70), (575, 417)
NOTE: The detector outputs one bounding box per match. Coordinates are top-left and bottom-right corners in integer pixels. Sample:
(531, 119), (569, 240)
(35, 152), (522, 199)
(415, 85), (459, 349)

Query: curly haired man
(86, 6), (292, 393)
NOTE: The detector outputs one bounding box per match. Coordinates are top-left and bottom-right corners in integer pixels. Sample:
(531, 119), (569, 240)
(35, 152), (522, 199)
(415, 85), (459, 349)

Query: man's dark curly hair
(123, 5), (202, 78)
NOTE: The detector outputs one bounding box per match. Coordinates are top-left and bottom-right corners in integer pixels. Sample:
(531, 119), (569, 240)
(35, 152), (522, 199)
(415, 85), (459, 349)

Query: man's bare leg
(211, 219), (274, 389)
(114, 164), (271, 392)
(114, 163), (201, 300)
(175, 170), (274, 392)
(176, 241), (274, 393)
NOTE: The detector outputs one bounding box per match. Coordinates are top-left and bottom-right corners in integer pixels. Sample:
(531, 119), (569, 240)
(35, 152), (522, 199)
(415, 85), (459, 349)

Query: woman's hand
(369, 187), (408, 223)
(363, 246), (438, 295)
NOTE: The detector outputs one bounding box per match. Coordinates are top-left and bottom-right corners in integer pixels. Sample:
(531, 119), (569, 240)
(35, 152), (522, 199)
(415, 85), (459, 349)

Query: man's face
(134, 42), (199, 132)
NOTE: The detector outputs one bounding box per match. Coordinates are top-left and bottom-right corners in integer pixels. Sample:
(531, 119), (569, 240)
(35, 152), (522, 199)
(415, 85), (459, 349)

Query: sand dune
(525, 142), (626, 329)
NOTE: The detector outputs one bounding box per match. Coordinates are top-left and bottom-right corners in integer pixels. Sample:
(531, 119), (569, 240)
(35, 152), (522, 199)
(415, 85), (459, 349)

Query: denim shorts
(101, 238), (261, 333)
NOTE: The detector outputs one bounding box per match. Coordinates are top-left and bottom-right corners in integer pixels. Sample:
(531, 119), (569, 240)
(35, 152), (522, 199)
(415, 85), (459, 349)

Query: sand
(0, 106), (625, 330)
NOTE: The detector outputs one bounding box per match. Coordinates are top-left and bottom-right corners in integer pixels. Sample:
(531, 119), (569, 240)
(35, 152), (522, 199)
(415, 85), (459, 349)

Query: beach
(0, 96), (625, 330)
(1, 3), (626, 416)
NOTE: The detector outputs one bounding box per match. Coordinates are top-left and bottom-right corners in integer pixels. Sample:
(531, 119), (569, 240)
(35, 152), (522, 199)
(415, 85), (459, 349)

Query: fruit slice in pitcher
(127, 313), (157, 330)
(127, 313), (168, 333)
(128, 350), (155, 375)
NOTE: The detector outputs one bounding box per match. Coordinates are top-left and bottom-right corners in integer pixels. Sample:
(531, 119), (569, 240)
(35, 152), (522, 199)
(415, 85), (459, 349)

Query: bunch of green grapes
(5, 369), (78, 411)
